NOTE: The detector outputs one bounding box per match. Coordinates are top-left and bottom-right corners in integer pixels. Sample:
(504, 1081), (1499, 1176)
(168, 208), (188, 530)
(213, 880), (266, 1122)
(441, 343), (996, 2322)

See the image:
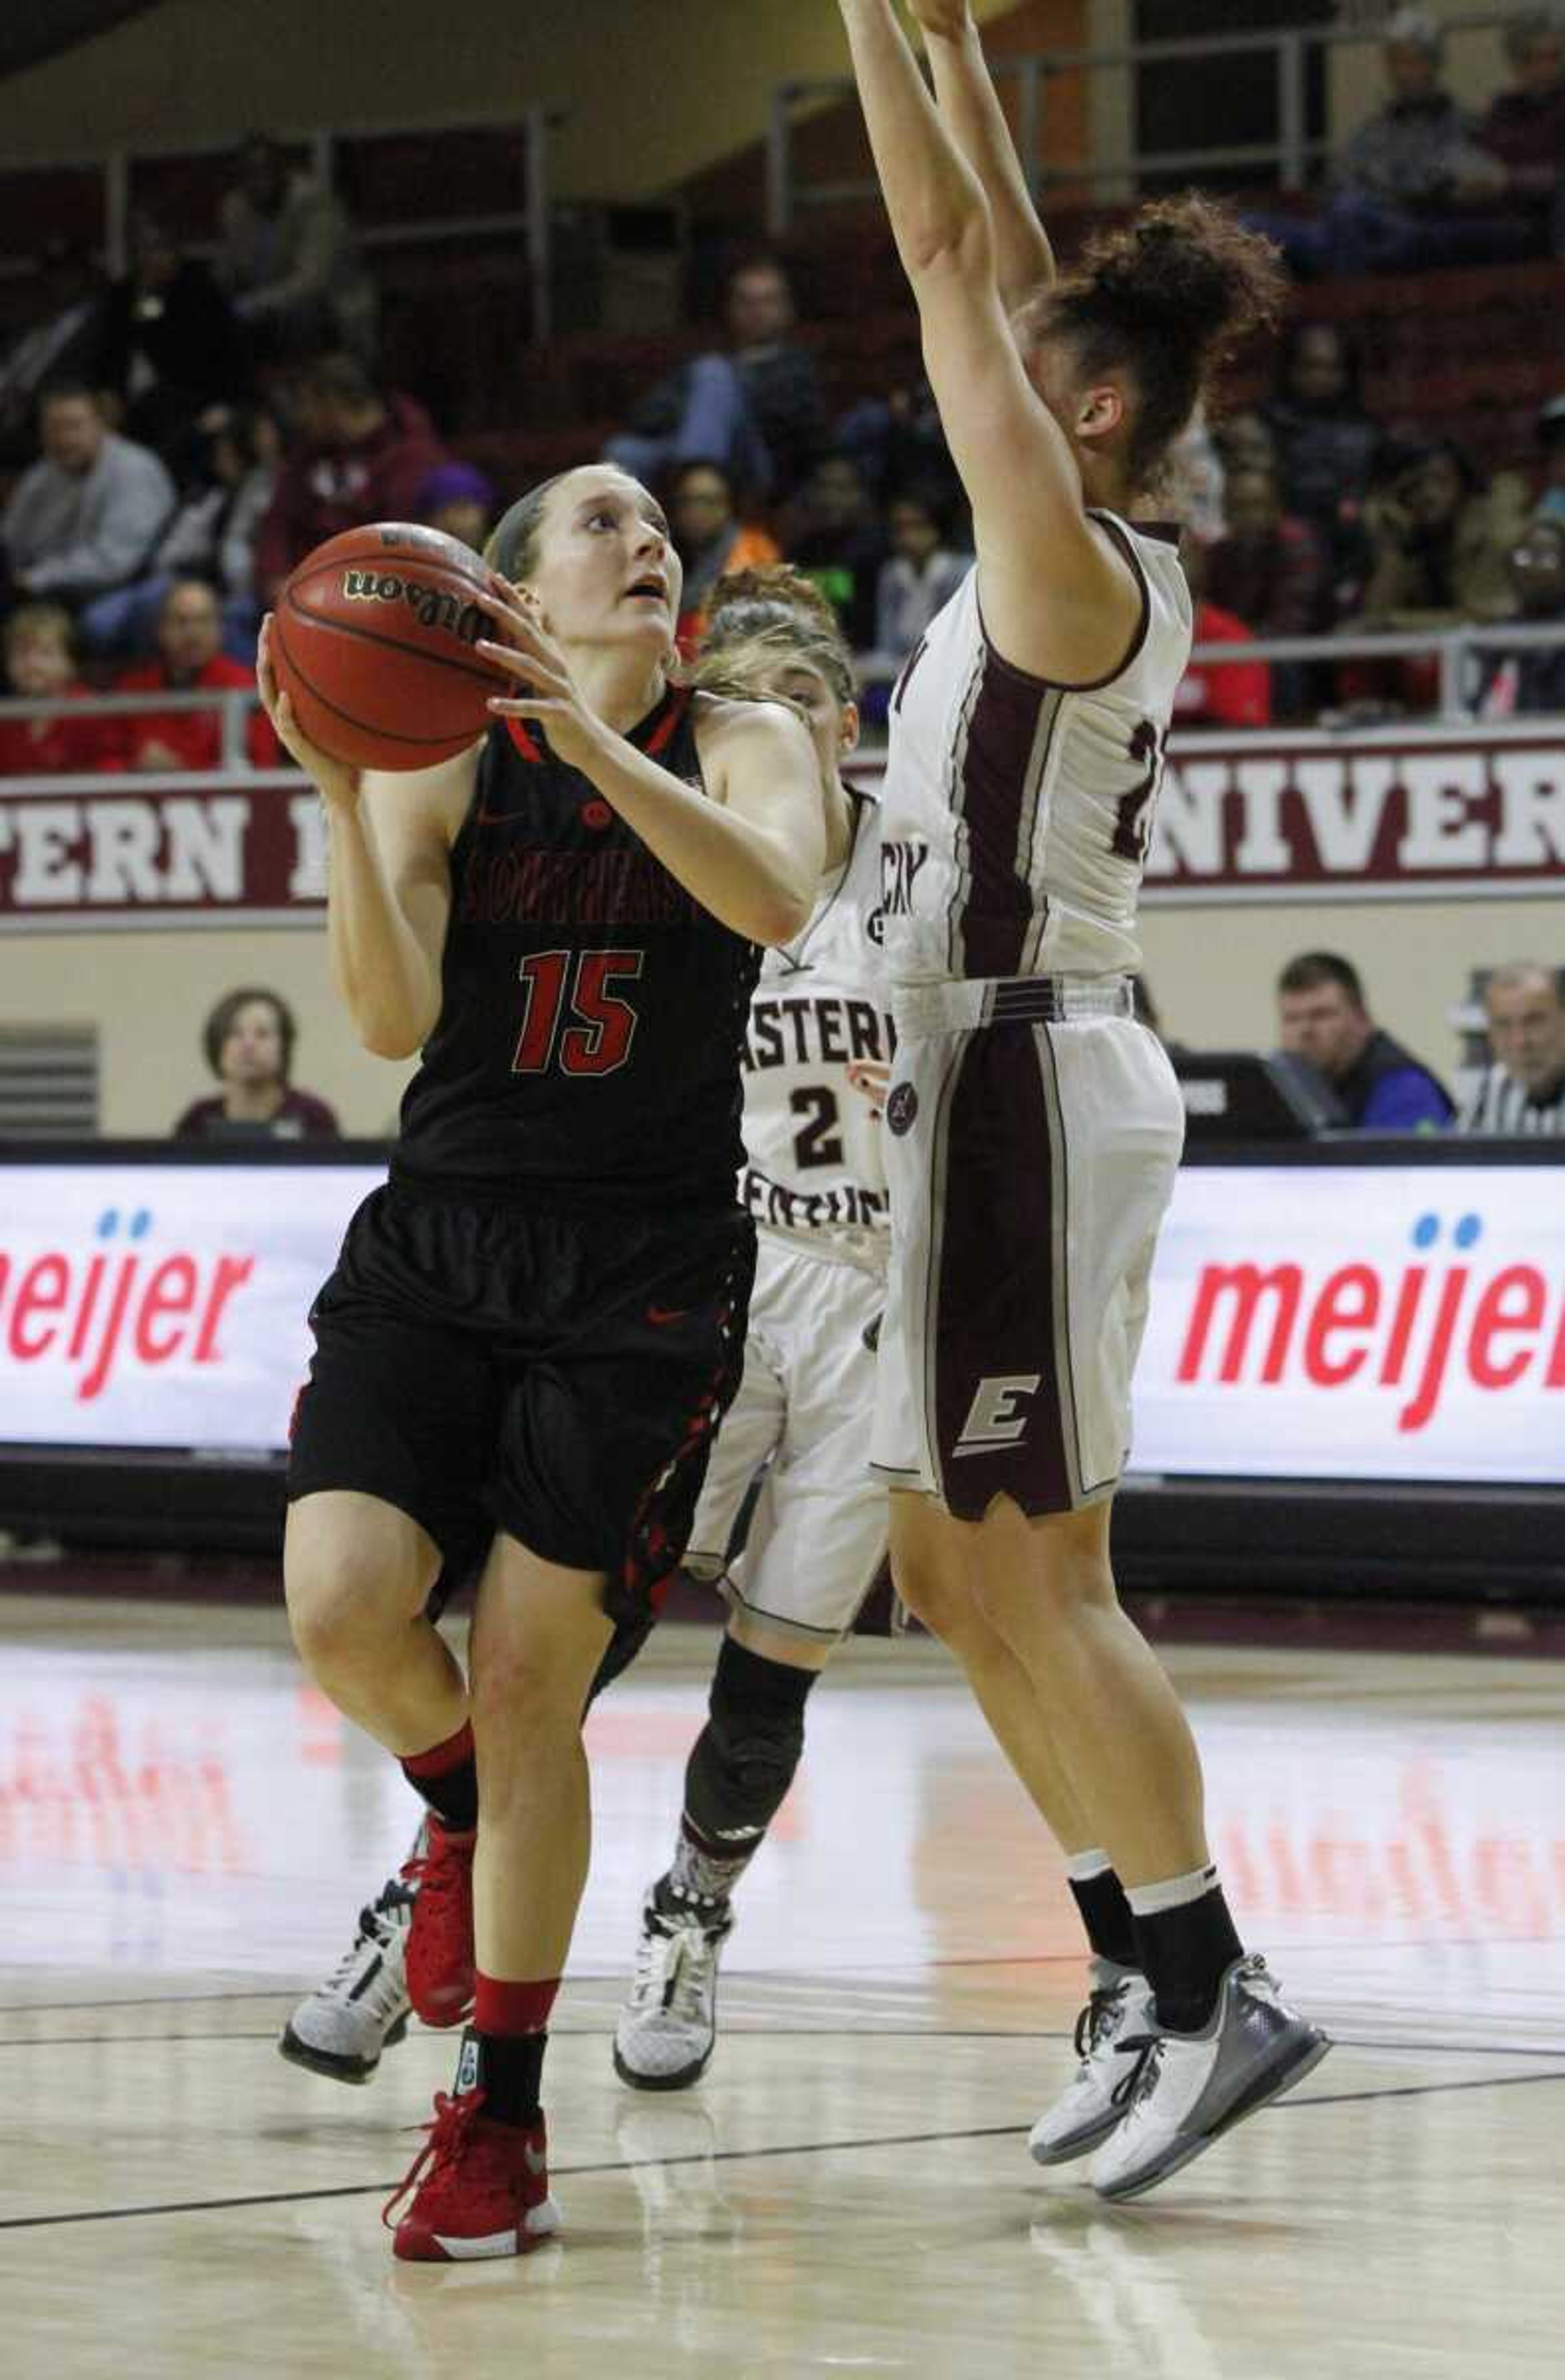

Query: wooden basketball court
(2, 1591), (1561, 2376)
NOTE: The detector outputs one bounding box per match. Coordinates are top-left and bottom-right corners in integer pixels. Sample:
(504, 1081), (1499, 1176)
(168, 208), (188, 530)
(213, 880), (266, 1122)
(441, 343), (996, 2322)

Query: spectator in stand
(1477, 9), (1565, 255)
(873, 486), (969, 666)
(254, 353), (446, 602)
(836, 368), (963, 514)
(1170, 402), (1226, 544)
(668, 461), (782, 655)
(1204, 467), (1325, 717)
(1, 382), (174, 613)
(79, 402), (280, 661)
(1534, 392), (1565, 522)
(173, 987), (339, 1140)
(1351, 439), (1529, 630)
(605, 256), (826, 502)
(414, 459), (496, 557)
(0, 604), (121, 776)
(1485, 513), (1565, 714)
(1260, 322), (1381, 616)
(216, 135), (377, 365)
(1173, 537), (1271, 731)
(112, 577), (282, 771)
(0, 242), (108, 468)
(781, 451), (888, 652)
(1251, 11), (1527, 278)
(1276, 951), (1453, 1129)
(1459, 963), (1565, 1134)
(98, 214), (247, 461)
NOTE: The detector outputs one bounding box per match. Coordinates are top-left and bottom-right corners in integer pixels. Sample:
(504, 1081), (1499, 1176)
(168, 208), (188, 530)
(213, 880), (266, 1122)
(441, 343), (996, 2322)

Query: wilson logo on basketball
(340, 570), (490, 646)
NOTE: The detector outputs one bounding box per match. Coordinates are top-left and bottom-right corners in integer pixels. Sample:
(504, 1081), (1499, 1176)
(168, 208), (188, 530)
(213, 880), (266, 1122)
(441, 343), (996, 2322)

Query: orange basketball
(273, 522), (511, 771)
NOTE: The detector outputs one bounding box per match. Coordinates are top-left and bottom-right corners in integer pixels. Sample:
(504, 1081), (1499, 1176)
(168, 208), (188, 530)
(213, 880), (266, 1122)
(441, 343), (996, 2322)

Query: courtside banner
(848, 719), (1565, 906)
(2, 1157), (1562, 1481)
(4, 723), (1565, 930)
(1130, 1164), (1565, 1486)
(0, 1162), (381, 1450)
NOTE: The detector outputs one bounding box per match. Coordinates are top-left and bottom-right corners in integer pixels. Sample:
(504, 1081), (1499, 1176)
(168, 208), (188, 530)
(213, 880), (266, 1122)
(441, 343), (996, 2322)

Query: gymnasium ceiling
(0, 0), (158, 82)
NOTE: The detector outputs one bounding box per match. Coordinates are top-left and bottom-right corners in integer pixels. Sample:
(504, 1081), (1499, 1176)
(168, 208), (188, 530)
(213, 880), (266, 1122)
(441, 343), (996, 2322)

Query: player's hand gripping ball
(270, 522), (515, 771)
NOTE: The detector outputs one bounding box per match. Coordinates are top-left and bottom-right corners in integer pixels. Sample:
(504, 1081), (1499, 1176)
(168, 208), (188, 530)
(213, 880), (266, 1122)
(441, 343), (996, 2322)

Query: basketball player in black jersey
(257, 463), (828, 2262)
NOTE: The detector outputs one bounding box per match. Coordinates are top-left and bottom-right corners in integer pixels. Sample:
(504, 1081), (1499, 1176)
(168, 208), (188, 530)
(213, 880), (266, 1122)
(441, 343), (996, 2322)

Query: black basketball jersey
(395, 688), (761, 1208)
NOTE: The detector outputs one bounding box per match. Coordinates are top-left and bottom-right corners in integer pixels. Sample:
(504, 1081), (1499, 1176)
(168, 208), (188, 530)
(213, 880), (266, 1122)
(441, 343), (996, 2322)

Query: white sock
(1124, 1862), (1219, 1918)
(1064, 1847), (1113, 1883)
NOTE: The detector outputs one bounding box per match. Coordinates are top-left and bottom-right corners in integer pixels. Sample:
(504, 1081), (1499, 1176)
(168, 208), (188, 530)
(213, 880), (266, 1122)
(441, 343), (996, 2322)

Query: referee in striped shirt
(1459, 963), (1565, 1135)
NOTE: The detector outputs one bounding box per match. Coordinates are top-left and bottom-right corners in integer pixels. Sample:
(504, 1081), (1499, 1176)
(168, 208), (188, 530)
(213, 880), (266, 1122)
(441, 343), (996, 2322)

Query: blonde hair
(4, 601), (75, 658)
(690, 565), (855, 711)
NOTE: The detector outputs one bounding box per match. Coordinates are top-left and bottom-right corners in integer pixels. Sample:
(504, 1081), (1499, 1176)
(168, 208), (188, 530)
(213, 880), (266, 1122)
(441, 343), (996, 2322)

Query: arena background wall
(0, 2), (1513, 190)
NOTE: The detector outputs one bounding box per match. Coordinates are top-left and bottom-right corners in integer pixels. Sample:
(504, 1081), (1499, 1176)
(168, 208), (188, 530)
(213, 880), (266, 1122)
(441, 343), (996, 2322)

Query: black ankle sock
(1067, 1869), (1139, 1968)
(1133, 1885), (1244, 2033)
(462, 2027), (546, 2127)
(403, 1754), (478, 1834)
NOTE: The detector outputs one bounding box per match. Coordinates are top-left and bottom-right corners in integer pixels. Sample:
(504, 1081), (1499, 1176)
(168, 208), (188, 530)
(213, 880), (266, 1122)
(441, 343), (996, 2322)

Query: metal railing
(854, 619), (1565, 720)
(0, 688), (264, 772)
(4, 104), (560, 344)
(767, 9), (1519, 234)
(2, 619), (1563, 784)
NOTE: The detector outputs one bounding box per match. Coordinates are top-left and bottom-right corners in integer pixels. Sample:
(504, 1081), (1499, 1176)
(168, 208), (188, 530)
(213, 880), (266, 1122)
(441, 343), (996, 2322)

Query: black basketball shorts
(288, 1179), (755, 1628)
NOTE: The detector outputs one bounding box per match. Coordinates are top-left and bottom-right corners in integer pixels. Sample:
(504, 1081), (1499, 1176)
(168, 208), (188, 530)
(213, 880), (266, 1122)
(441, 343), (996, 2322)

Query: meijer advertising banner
(1131, 1165), (1565, 1486)
(1, 1159), (1561, 1484)
(0, 1164), (381, 1452)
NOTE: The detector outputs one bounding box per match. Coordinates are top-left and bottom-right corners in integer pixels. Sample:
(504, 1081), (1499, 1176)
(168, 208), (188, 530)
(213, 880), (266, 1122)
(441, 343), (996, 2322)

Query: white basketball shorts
(870, 996), (1184, 1518)
(685, 1231), (888, 1643)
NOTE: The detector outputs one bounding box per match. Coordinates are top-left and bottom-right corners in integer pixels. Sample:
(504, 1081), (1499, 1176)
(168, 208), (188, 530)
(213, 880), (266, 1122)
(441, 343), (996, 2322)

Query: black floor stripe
(3, 2072), (1563, 2233)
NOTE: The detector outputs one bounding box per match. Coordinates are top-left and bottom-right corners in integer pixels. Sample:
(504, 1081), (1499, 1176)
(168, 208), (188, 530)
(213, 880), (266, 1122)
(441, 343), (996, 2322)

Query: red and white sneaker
(401, 1819), (476, 2027)
(386, 2089), (561, 2263)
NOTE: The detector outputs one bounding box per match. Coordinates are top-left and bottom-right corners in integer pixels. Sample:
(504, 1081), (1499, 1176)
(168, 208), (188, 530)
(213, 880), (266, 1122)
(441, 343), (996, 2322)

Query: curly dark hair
(1016, 194), (1287, 496)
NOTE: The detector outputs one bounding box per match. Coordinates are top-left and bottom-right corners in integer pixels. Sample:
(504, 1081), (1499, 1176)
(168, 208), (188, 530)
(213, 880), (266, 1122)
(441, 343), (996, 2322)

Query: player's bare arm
(478, 584), (824, 945)
(258, 616), (469, 1058)
(909, 0), (1055, 304)
(838, 0), (1139, 684)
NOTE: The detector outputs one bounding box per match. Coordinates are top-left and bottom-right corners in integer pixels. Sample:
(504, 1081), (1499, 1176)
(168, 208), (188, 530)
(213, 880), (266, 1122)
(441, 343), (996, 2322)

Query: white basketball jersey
(738, 789), (891, 1245)
(876, 513), (1192, 984)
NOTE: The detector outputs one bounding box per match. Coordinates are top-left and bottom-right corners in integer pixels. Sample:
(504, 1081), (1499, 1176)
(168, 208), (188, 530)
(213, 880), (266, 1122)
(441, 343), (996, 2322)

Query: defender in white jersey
(843, 0), (1326, 2202)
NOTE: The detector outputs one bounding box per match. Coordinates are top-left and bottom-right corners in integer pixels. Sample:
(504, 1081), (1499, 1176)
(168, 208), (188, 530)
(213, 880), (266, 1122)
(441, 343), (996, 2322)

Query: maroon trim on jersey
(975, 510), (1151, 694)
(951, 648), (1048, 980)
(932, 1030), (1072, 1519)
(504, 717), (545, 764)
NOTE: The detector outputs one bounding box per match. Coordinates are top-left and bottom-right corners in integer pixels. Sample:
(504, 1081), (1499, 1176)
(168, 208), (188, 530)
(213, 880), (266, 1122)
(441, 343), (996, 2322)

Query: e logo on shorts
(886, 1082), (918, 1135)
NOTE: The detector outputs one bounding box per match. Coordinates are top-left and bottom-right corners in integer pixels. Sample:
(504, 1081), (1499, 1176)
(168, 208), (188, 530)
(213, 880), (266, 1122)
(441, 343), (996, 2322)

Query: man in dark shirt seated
(173, 986), (339, 1140)
(1275, 951), (1453, 1129)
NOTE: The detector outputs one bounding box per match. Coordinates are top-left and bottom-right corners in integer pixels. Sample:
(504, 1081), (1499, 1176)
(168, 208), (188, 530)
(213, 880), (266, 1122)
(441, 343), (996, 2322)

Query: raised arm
(258, 619), (467, 1059)
(910, 1), (1054, 307)
(838, 0), (1137, 683)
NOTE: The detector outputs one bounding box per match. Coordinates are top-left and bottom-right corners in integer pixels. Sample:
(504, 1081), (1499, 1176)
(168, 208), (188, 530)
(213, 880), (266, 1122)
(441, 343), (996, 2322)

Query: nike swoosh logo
(646, 1305), (691, 1326)
(524, 2142), (549, 2176)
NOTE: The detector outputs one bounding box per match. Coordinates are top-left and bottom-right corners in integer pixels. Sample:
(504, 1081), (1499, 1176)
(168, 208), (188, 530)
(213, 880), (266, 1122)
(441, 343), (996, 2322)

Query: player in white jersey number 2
(840, 0), (1328, 2200)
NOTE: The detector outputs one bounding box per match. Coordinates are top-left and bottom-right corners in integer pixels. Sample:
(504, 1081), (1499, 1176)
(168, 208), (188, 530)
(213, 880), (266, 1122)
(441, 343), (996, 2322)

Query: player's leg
(387, 1533), (611, 2263)
(928, 1490), (1327, 2197)
(890, 1492), (1153, 2162)
(285, 1250), (499, 2035)
(616, 1251), (880, 2089)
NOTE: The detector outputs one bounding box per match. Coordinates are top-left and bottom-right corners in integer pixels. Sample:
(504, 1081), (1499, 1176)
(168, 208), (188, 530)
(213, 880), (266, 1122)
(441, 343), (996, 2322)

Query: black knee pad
(685, 1634), (816, 1843)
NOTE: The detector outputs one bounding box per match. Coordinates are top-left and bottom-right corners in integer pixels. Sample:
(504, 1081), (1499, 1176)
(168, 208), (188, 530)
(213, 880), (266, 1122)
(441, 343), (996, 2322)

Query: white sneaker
(613, 1886), (734, 2091)
(1088, 1954), (1330, 2202)
(1029, 1961), (1155, 2166)
(280, 1861), (418, 2085)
